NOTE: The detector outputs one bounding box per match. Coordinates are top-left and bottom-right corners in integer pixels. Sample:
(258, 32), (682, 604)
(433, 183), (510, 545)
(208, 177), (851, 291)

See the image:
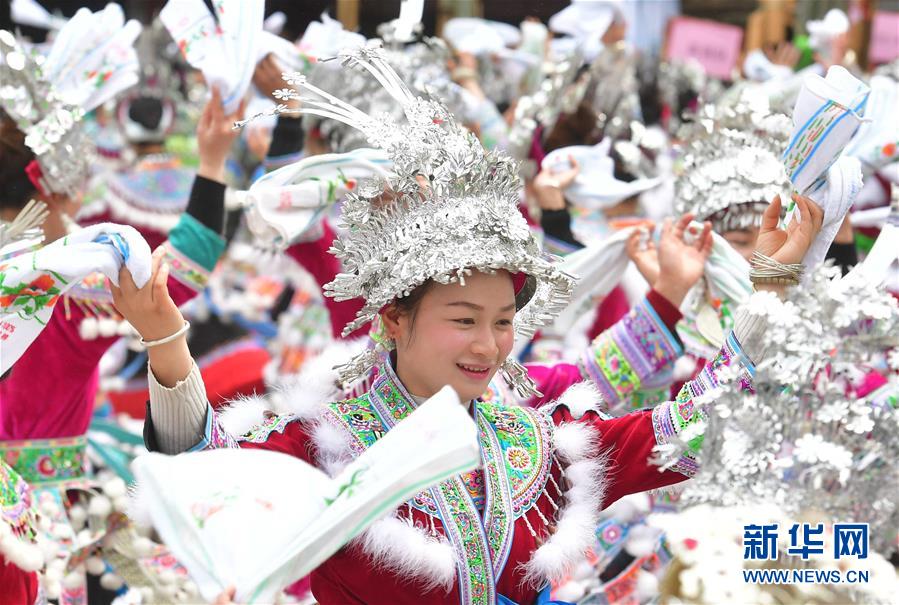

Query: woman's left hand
(755, 193), (824, 266)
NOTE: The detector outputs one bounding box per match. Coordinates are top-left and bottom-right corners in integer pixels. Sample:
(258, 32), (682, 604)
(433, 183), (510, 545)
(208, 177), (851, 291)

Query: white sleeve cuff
(148, 361), (209, 454)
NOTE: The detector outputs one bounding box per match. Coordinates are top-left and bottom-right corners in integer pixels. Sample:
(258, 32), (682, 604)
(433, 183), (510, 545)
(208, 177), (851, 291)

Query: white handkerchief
(544, 141), (661, 210)
(11, 0), (67, 30)
(443, 18), (519, 55)
(160, 0), (265, 114)
(242, 149), (392, 249)
(783, 66), (869, 275)
(847, 212), (899, 287)
(297, 13), (366, 60)
(783, 66), (869, 196)
(40, 3), (141, 112)
(546, 223), (751, 335)
(0, 223), (151, 373)
(130, 386), (479, 604)
(844, 75), (899, 173)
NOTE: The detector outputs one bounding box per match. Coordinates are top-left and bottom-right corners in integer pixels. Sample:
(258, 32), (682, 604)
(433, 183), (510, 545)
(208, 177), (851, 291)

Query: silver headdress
(256, 47), (576, 390)
(585, 41), (642, 140)
(675, 88), (792, 233)
(0, 6), (140, 196)
(0, 31), (91, 197)
(301, 38), (459, 154)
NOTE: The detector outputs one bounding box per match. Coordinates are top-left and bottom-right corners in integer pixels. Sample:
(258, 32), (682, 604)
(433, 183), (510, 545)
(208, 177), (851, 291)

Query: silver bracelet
(749, 251), (804, 286)
(140, 321), (191, 348)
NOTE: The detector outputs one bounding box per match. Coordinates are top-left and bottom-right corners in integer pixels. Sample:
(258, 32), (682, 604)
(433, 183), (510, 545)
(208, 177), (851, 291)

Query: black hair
(127, 96), (165, 132)
(0, 114), (37, 212)
(390, 280), (435, 345)
(543, 102), (602, 153)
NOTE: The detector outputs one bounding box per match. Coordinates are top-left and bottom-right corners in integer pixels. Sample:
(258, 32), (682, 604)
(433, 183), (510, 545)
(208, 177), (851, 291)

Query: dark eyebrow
(446, 301), (516, 312)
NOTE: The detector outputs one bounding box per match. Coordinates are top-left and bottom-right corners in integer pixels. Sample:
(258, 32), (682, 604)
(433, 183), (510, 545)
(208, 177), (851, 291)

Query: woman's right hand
(110, 246), (184, 342)
(112, 246), (194, 388)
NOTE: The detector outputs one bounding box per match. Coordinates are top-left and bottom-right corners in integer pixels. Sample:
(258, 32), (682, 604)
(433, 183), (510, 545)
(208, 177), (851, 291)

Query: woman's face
(383, 270), (517, 403)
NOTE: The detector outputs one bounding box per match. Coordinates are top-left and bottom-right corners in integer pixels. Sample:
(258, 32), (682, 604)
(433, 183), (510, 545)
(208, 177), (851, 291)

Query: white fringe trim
(100, 181), (182, 233)
(520, 420), (608, 588)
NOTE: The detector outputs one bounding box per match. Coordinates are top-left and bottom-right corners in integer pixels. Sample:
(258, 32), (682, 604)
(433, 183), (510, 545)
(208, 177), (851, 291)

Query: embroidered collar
(322, 361), (555, 605)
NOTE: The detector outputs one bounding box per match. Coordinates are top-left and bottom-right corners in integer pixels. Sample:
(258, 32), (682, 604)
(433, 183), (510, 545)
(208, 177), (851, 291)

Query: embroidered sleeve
(579, 296), (684, 413)
(550, 330), (756, 508)
(650, 331), (755, 477)
(161, 214), (226, 297)
(187, 407), (240, 451)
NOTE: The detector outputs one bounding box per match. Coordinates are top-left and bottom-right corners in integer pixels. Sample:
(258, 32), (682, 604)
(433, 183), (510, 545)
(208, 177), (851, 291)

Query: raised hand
(654, 214), (713, 307)
(755, 194), (824, 266)
(110, 247), (192, 387)
(197, 86), (247, 183)
(110, 247), (182, 341)
(625, 226), (660, 285)
(533, 156), (579, 211)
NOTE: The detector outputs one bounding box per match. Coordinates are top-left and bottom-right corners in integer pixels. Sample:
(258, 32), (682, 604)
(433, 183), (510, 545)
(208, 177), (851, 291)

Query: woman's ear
(379, 303), (404, 341)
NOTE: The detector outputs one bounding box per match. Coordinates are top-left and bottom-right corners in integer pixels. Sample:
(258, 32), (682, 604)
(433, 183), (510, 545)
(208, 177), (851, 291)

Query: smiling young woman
(113, 52), (825, 605)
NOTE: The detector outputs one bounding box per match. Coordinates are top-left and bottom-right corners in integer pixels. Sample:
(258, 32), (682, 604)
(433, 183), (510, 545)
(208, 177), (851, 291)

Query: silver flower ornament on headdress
(243, 46), (576, 392)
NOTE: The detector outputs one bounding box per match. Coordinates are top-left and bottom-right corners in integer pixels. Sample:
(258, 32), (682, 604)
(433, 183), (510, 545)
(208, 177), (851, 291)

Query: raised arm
(553, 194), (825, 507)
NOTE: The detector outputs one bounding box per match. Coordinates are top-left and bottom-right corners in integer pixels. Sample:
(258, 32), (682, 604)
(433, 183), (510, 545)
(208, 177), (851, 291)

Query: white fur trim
(520, 421), (608, 588)
(355, 514), (457, 592)
(216, 395), (271, 437)
(215, 338), (367, 440)
(553, 418), (602, 463)
(541, 381), (607, 420)
(309, 420), (354, 476)
(270, 337), (368, 417)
